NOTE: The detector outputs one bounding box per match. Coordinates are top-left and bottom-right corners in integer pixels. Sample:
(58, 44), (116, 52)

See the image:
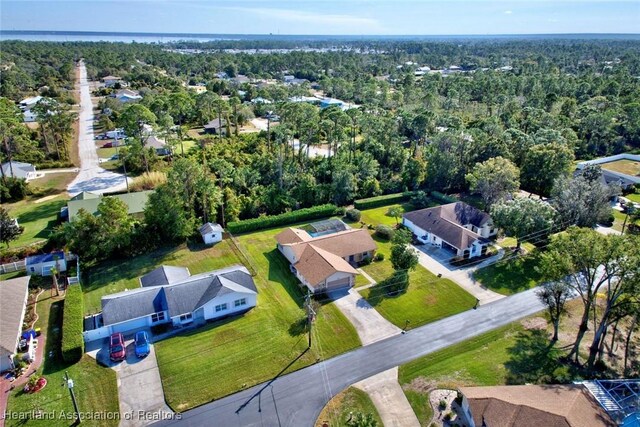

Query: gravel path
(67, 60), (128, 196)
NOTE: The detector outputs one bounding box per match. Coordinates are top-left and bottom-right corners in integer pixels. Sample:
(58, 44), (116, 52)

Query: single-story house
(145, 135), (171, 156)
(0, 276), (30, 373)
(102, 75), (122, 87)
(82, 265), (257, 342)
(403, 202), (496, 259)
(26, 251), (67, 276)
(114, 89), (142, 103)
(23, 110), (38, 123)
(1, 161), (37, 181)
(231, 75), (250, 85)
(199, 223), (223, 245)
(67, 190), (152, 221)
(19, 96), (42, 111)
(458, 384), (616, 427)
(275, 225), (377, 294)
(203, 118), (227, 135)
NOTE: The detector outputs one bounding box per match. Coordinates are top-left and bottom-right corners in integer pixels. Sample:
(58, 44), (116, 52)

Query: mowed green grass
(315, 387), (383, 427)
(4, 195), (68, 248)
(82, 240), (241, 314)
(474, 253), (544, 295)
(398, 323), (523, 426)
(626, 192), (640, 203)
(7, 292), (119, 427)
(359, 265), (476, 329)
(354, 203), (475, 328)
(155, 226), (360, 411)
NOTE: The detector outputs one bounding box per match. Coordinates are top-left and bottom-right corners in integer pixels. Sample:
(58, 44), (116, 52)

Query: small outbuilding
(199, 223), (223, 245)
(25, 251), (67, 276)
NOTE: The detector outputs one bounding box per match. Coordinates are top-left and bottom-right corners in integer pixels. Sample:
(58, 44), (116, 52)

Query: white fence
(0, 260), (26, 274)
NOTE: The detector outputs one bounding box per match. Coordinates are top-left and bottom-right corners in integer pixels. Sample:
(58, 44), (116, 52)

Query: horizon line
(2, 29), (640, 38)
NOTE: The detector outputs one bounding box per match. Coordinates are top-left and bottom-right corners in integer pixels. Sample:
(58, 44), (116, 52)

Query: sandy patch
(34, 195), (60, 204)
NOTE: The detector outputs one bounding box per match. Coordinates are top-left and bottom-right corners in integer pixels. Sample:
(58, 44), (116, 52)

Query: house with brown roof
(275, 226), (377, 294)
(458, 384), (616, 427)
(403, 202), (497, 259)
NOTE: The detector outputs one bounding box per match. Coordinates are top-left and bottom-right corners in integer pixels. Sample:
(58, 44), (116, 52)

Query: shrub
(345, 208), (362, 222)
(439, 400), (447, 410)
(354, 191), (415, 210)
(430, 191), (457, 204)
(443, 412), (453, 421)
(410, 191), (431, 209)
(360, 256), (372, 266)
(61, 284), (84, 363)
(0, 177), (28, 203)
(33, 160), (75, 169)
(130, 171), (167, 191)
(375, 224), (394, 240)
(602, 213), (615, 227)
(375, 252), (384, 261)
(227, 204), (340, 234)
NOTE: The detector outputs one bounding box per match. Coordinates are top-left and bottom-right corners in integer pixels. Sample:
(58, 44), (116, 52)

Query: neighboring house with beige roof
(0, 276), (30, 372)
(459, 384), (616, 427)
(275, 226), (377, 293)
(403, 202), (496, 259)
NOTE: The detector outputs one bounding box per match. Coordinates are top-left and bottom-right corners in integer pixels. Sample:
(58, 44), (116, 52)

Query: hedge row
(354, 192), (416, 210)
(34, 160), (76, 170)
(62, 284), (84, 363)
(430, 191), (458, 204)
(227, 204), (340, 234)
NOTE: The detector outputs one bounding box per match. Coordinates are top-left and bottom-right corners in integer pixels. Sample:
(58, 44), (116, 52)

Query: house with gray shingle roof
(0, 276), (30, 372)
(403, 202), (497, 259)
(83, 265), (257, 342)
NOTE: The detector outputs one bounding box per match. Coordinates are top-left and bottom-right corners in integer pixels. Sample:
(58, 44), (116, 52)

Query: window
(215, 303), (227, 312)
(234, 298), (247, 307)
(151, 312), (165, 323)
(179, 313), (193, 322)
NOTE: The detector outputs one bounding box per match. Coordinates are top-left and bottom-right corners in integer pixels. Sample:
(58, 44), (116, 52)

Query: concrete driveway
(91, 338), (173, 427)
(329, 288), (401, 345)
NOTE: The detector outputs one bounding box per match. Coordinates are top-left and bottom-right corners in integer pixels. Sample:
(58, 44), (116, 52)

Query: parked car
(96, 134), (109, 140)
(109, 333), (126, 362)
(134, 331), (150, 358)
(102, 142), (113, 148)
(110, 154), (119, 161)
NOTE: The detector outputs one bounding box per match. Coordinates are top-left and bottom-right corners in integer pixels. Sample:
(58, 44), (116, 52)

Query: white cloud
(504, 10), (513, 14)
(221, 7), (380, 28)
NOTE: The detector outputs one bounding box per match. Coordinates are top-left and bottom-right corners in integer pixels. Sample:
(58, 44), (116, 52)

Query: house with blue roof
(25, 251), (67, 276)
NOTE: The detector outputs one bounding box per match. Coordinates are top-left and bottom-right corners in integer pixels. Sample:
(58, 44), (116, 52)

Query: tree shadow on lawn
(42, 299), (70, 376)
(475, 254), (544, 294)
(82, 245), (182, 293)
(17, 199), (66, 223)
(33, 217), (62, 239)
(364, 271), (409, 308)
(505, 329), (580, 385)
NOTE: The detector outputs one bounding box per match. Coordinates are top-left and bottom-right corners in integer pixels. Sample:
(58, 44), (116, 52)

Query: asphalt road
(155, 288), (544, 427)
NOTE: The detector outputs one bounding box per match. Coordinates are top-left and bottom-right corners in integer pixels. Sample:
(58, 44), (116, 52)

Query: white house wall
(201, 291), (257, 320)
(278, 245), (298, 264)
(203, 232), (222, 245)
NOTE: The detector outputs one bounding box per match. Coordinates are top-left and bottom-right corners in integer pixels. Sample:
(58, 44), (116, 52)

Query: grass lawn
(315, 387), (382, 427)
(155, 226), (360, 411)
(6, 291), (118, 427)
(82, 240), (242, 314)
(29, 172), (77, 195)
(4, 196), (67, 248)
(626, 192), (640, 203)
(600, 159), (640, 176)
(610, 209), (634, 232)
(359, 265), (476, 329)
(474, 252), (544, 295)
(495, 236), (535, 253)
(96, 147), (117, 158)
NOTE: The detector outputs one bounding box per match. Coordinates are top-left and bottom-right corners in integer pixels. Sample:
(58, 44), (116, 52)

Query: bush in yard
(0, 177), (29, 203)
(410, 191), (431, 209)
(227, 204), (339, 234)
(360, 256), (372, 266)
(354, 191), (415, 210)
(430, 191), (457, 204)
(375, 253), (384, 261)
(62, 284), (84, 363)
(375, 224), (394, 240)
(345, 208), (362, 222)
(439, 400), (447, 410)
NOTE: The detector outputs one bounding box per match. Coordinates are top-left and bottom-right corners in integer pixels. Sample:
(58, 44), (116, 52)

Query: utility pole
(65, 371), (81, 424)
(305, 290), (316, 349)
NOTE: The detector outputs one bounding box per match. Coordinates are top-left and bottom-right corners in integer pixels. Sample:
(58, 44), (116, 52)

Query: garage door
(442, 241), (457, 253)
(326, 277), (351, 291)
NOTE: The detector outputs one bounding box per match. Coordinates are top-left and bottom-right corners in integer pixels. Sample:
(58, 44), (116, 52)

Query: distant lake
(1, 31), (638, 43)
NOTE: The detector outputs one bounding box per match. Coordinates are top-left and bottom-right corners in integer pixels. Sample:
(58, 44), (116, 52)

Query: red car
(109, 333), (126, 362)
(102, 142), (113, 148)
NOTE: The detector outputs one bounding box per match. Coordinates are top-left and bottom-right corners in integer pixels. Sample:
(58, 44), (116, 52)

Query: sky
(1, 0), (639, 35)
